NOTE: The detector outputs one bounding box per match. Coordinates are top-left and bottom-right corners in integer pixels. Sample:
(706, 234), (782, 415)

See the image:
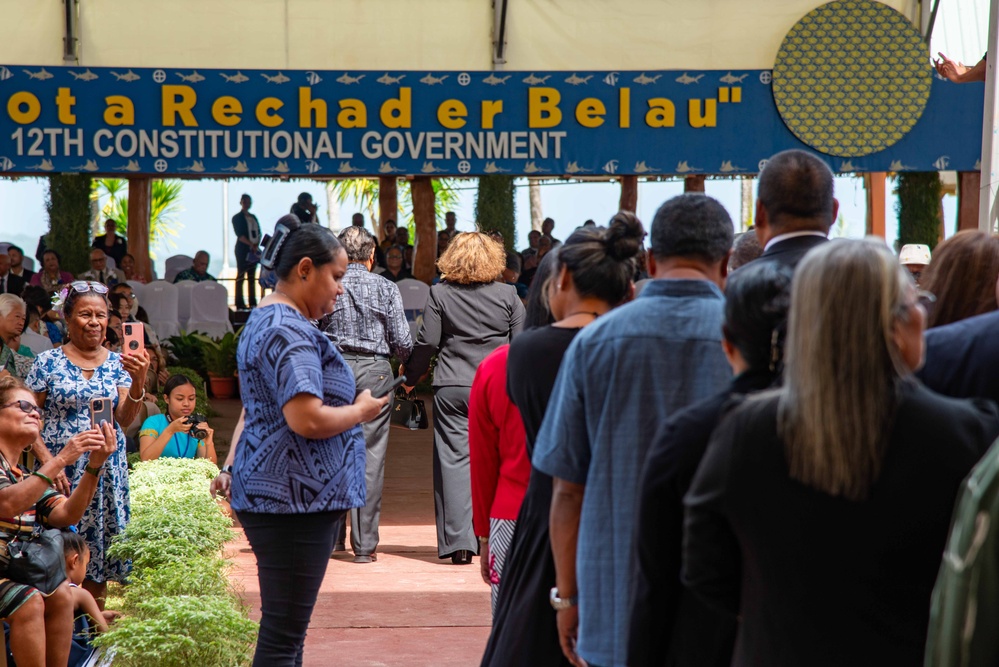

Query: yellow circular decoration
(772, 0), (931, 157)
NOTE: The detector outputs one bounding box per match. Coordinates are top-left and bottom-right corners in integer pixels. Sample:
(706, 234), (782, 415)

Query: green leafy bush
(93, 596), (257, 667)
(193, 331), (240, 377)
(164, 332), (206, 377)
(129, 457), (219, 489)
(127, 558), (233, 603)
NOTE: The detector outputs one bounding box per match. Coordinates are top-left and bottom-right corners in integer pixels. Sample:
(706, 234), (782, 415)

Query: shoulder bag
(390, 388), (429, 430)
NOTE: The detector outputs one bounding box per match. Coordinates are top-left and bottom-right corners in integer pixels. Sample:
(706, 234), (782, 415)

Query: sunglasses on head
(71, 281), (109, 295)
(1, 400), (42, 416)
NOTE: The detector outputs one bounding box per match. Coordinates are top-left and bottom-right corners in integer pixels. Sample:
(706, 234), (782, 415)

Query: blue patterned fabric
(231, 303), (366, 514)
(24, 349), (132, 584)
(533, 279), (732, 667)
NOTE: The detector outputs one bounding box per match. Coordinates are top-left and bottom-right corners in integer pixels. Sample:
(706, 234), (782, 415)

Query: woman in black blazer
(683, 239), (999, 667)
(404, 232), (525, 564)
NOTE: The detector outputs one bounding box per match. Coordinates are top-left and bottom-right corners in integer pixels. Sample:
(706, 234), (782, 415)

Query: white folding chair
(186, 282), (232, 338)
(174, 280), (197, 330)
(164, 255), (193, 283)
(141, 280), (181, 340)
(21, 257), (35, 271)
(396, 277), (430, 322)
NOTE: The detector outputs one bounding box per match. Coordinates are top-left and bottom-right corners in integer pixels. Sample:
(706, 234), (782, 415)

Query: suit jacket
(917, 309), (999, 409)
(757, 234), (828, 270)
(684, 381), (999, 667)
(0, 273), (24, 296)
(629, 369), (775, 667)
(405, 281), (525, 387)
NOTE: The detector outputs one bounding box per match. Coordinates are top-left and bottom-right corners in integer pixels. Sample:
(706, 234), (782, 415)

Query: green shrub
(164, 332), (206, 377)
(129, 457), (220, 491)
(46, 174), (93, 275)
(127, 558), (233, 603)
(93, 596), (257, 667)
(895, 172), (943, 250)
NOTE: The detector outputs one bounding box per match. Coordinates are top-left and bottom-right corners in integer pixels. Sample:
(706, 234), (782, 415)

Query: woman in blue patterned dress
(231, 215), (387, 667)
(25, 281), (150, 609)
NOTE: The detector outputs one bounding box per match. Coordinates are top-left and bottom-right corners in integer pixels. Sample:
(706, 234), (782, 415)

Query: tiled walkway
(219, 399), (492, 666)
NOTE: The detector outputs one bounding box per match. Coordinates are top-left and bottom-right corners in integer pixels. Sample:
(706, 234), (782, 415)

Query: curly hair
(436, 232), (505, 284)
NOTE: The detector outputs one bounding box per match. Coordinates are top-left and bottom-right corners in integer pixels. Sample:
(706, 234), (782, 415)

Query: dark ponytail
(261, 214), (343, 280)
(556, 211), (645, 306)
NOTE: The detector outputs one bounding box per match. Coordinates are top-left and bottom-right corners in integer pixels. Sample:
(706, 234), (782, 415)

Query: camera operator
(137, 374), (217, 463)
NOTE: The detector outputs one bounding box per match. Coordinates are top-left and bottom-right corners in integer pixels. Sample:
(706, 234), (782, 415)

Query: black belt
(340, 351), (389, 360)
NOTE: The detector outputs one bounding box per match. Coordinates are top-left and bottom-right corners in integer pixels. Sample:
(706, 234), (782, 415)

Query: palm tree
(326, 177), (461, 233)
(92, 178), (184, 259)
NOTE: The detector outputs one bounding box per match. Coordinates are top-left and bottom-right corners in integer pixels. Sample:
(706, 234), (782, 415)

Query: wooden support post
(619, 176), (638, 212)
(127, 176), (152, 282)
(378, 176), (398, 243)
(411, 177), (437, 284)
(864, 172), (886, 238)
(958, 171), (982, 232)
(684, 175), (705, 192)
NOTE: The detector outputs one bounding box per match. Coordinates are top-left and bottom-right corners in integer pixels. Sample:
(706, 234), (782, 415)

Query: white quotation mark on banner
(154, 159), (168, 173)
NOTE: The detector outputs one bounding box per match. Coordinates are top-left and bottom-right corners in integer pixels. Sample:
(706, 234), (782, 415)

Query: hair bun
(603, 211), (645, 261)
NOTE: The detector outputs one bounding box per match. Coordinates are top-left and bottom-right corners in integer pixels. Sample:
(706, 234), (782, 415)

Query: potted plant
(194, 331), (239, 399)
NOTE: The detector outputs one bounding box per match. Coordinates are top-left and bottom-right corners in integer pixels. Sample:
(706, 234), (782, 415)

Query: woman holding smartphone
(25, 281), (150, 609)
(232, 215), (387, 666)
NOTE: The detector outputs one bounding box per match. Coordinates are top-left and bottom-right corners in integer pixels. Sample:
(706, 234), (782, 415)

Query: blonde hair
(436, 232), (505, 284)
(778, 239), (913, 501)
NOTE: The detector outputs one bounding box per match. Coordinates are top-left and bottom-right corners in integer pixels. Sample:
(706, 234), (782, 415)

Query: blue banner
(0, 65), (983, 177)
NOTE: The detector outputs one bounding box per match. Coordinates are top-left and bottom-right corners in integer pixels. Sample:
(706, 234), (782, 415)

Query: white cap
(899, 244), (931, 266)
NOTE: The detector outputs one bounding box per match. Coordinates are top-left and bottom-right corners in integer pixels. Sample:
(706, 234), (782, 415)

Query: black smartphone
(90, 397), (114, 428)
(372, 375), (407, 399)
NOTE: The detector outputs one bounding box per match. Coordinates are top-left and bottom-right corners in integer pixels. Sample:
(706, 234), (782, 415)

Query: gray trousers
(335, 355), (394, 556)
(432, 385), (478, 558)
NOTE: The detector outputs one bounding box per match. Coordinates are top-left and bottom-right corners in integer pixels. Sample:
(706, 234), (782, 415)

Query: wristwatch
(549, 587), (578, 611)
(219, 465), (234, 476)
(84, 465), (104, 477)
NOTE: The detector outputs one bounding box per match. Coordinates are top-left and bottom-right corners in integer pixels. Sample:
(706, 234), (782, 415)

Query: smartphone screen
(122, 322), (145, 355)
(90, 397), (114, 428)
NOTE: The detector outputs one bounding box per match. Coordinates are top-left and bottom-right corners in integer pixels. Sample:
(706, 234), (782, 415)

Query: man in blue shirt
(534, 194), (734, 667)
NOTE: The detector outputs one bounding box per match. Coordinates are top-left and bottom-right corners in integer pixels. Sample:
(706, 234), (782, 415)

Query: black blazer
(684, 381), (999, 667)
(0, 273), (24, 296)
(629, 370), (775, 667)
(917, 309), (999, 409)
(757, 234), (828, 270)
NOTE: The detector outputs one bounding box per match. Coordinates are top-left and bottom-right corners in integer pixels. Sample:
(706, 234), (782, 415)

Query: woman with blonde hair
(404, 232), (525, 564)
(684, 239), (999, 667)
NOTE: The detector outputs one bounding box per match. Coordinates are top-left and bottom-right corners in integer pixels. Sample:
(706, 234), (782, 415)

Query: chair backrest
(21, 257), (34, 271)
(164, 255), (193, 283)
(395, 279), (430, 323)
(141, 280), (179, 319)
(186, 281), (232, 337)
(174, 280), (197, 328)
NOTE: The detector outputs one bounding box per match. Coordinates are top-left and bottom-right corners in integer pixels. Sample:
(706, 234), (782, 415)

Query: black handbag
(391, 389), (429, 430)
(4, 525), (67, 595)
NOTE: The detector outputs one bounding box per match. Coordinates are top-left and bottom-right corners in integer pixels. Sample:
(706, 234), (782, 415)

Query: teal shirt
(138, 413), (203, 459)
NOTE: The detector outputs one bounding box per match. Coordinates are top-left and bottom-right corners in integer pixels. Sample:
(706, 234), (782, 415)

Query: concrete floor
(214, 398), (493, 666)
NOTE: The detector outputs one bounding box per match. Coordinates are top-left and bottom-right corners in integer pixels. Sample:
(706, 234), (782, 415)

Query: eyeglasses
(1, 400), (42, 416)
(70, 281), (109, 295)
(917, 290), (936, 308)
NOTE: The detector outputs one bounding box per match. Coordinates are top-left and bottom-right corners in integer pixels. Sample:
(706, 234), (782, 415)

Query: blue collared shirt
(533, 278), (732, 667)
(323, 263), (413, 361)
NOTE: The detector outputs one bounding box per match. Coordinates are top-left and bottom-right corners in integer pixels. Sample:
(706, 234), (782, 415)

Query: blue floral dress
(25, 349), (132, 583)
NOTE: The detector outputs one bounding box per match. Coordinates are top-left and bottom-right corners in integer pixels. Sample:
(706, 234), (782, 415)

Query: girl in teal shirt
(138, 374), (217, 463)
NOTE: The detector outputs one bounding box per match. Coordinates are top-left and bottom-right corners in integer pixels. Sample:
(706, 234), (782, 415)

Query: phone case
(122, 322), (145, 355)
(90, 398), (114, 428)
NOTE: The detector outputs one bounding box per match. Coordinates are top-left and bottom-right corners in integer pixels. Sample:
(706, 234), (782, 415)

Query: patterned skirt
(488, 517), (517, 618)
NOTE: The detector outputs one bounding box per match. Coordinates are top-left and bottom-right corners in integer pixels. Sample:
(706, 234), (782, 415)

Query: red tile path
(220, 401), (492, 666)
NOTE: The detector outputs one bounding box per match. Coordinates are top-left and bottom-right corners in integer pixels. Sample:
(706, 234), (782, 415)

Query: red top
(468, 344), (530, 537)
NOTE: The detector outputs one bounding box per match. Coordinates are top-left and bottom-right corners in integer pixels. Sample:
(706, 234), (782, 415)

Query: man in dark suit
(754, 149), (838, 270)
(5, 245), (33, 289)
(0, 253), (24, 296)
(918, 309), (999, 408)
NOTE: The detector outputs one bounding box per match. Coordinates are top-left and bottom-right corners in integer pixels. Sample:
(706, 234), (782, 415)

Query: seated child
(63, 532), (120, 666)
(138, 374), (217, 463)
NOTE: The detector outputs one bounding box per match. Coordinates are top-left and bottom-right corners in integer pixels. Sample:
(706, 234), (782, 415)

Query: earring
(300, 274), (307, 280)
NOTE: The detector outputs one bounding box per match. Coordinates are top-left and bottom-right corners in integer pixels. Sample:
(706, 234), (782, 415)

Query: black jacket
(0, 273), (24, 296)
(917, 309), (999, 409)
(757, 234), (828, 270)
(684, 381), (999, 667)
(629, 369), (775, 667)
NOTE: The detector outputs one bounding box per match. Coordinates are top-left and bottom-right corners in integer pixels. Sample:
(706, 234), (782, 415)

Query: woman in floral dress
(25, 281), (150, 607)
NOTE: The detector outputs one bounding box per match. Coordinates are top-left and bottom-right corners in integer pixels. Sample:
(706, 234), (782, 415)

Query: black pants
(234, 244), (258, 309)
(237, 510), (344, 667)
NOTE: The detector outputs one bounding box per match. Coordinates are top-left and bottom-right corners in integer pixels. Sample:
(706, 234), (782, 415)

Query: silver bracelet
(126, 388), (146, 404)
